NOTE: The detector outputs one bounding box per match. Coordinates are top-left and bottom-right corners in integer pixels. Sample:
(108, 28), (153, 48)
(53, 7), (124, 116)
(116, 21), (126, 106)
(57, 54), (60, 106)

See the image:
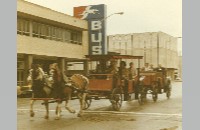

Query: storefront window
(17, 61), (25, 86)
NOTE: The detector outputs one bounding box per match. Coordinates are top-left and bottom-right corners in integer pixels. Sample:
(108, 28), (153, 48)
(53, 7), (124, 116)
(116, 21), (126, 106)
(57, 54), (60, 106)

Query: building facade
(178, 56), (182, 79)
(17, 0), (89, 86)
(107, 32), (179, 80)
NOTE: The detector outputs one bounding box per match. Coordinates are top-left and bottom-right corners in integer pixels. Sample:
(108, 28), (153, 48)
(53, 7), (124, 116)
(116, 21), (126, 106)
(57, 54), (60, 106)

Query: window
(17, 19), (83, 45)
(17, 61), (25, 87)
(17, 70), (25, 86)
(77, 32), (82, 45)
(64, 30), (71, 43)
(32, 22), (39, 37)
(71, 32), (78, 44)
(70, 31), (82, 45)
(17, 18), (30, 36)
(40, 24), (48, 39)
(55, 28), (63, 41)
(51, 27), (56, 40)
(67, 62), (84, 70)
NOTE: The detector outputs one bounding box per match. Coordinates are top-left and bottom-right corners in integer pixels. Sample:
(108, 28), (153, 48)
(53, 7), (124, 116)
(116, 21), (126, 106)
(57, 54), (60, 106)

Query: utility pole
(131, 34), (133, 55)
(157, 33), (159, 67)
(144, 41), (146, 64)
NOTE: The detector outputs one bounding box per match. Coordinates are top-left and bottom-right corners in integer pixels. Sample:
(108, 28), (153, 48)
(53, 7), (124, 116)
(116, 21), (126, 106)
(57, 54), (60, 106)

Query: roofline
(21, 0), (84, 21)
(19, 0), (87, 24)
(85, 55), (143, 61)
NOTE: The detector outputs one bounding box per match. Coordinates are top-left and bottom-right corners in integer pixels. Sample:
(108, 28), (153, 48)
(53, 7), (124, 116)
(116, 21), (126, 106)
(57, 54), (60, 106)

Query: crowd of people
(94, 60), (166, 80)
(28, 61), (166, 83)
(95, 60), (138, 80)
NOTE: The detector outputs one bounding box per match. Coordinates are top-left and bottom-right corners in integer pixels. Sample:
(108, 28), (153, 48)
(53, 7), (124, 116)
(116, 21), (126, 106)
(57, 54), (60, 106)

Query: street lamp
(144, 41), (146, 64)
(101, 12), (124, 22)
(176, 37), (182, 56)
(98, 12), (124, 53)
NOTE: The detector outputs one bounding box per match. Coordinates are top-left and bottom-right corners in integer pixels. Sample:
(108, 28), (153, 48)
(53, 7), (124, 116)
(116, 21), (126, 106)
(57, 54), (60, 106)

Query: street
(17, 81), (182, 130)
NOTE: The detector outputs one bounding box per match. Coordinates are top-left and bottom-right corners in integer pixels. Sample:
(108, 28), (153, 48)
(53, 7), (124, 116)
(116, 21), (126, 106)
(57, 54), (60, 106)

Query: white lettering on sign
(91, 21), (102, 30)
(92, 46), (102, 54)
(91, 33), (102, 42)
(90, 20), (103, 54)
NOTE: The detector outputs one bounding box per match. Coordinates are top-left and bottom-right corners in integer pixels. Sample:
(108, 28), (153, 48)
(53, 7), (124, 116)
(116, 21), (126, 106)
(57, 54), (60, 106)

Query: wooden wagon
(137, 70), (172, 105)
(83, 55), (143, 110)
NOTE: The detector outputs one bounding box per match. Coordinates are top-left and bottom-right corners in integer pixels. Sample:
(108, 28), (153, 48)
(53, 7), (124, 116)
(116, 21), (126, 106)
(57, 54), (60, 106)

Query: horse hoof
(44, 115), (49, 119)
(70, 110), (76, 114)
(55, 117), (60, 120)
(30, 112), (35, 117)
(65, 107), (76, 114)
(77, 113), (82, 117)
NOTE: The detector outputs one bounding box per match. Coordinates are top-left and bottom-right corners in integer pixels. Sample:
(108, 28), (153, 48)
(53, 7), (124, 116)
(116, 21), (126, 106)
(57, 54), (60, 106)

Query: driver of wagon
(107, 60), (118, 75)
(128, 62), (137, 79)
(119, 61), (129, 80)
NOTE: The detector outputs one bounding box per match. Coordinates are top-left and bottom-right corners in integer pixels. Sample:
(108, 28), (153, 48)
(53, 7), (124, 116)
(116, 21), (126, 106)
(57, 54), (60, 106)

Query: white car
(175, 77), (182, 82)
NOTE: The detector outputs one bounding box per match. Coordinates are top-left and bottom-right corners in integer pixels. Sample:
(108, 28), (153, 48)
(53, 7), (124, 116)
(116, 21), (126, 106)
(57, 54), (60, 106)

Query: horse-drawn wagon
(137, 69), (172, 105)
(82, 54), (143, 111)
(27, 55), (172, 119)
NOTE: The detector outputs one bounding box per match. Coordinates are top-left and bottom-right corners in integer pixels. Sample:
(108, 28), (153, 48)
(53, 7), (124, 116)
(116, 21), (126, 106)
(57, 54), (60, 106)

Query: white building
(107, 31), (179, 79)
(17, 0), (89, 86)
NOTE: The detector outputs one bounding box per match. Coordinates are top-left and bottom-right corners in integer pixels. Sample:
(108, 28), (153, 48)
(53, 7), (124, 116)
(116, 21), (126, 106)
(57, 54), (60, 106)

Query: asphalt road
(17, 81), (182, 130)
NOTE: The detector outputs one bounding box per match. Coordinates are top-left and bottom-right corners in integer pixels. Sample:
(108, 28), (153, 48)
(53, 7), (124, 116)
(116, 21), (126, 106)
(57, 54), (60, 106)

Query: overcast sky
(24, 0), (182, 53)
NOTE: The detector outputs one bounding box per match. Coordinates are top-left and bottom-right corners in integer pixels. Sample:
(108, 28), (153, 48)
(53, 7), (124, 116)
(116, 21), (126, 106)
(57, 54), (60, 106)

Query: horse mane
(51, 68), (63, 82)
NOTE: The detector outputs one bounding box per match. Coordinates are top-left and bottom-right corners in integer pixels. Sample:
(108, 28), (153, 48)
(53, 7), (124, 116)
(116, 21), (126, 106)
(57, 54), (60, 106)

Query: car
(17, 85), (32, 98)
(175, 77), (182, 82)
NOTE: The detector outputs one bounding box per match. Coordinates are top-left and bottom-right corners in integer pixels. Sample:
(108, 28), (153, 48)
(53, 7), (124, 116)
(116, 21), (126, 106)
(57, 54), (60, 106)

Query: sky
(24, 0), (182, 53)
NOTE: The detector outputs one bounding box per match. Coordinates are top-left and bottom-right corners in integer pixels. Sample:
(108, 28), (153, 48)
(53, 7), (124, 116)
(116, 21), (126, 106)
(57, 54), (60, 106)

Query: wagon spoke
(111, 88), (123, 111)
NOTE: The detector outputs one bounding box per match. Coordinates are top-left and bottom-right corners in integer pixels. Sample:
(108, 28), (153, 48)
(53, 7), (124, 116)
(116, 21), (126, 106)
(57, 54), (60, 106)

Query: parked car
(175, 77), (182, 82)
(17, 85), (32, 98)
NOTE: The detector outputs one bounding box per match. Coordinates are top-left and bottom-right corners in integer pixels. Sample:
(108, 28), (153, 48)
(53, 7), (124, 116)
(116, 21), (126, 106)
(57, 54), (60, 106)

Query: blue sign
(74, 4), (107, 55)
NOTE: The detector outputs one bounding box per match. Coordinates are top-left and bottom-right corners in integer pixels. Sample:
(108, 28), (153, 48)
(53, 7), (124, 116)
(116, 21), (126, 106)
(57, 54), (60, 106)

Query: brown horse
(28, 63), (89, 120)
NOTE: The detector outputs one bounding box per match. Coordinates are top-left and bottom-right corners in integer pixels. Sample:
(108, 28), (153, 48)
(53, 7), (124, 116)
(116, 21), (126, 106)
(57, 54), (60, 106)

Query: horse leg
(55, 100), (62, 120)
(77, 93), (87, 117)
(30, 99), (35, 117)
(65, 94), (76, 114)
(44, 100), (49, 119)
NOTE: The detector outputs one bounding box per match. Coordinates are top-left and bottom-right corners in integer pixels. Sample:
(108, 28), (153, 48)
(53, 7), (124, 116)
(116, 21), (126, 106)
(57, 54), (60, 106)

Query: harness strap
(66, 83), (89, 93)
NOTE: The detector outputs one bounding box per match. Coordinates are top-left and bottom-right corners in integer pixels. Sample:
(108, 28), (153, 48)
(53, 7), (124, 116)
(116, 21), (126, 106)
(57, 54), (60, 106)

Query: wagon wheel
(110, 87), (123, 111)
(83, 98), (92, 110)
(152, 83), (158, 102)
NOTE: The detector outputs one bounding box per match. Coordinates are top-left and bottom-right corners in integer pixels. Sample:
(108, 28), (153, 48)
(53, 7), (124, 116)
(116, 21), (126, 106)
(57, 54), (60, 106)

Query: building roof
(85, 55), (143, 61)
(17, 0), (88, 31)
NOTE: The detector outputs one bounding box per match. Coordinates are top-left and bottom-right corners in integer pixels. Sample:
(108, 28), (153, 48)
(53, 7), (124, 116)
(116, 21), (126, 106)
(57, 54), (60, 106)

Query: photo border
(183, 0), (199, 129)
(0, 0), (17, 129)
